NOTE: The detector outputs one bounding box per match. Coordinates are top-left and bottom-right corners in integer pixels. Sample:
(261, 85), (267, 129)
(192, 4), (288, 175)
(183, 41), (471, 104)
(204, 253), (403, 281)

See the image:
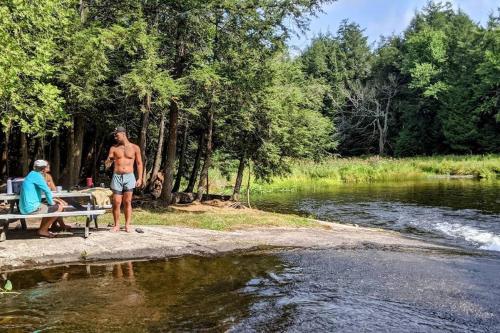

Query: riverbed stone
(0, 222), (453, 271)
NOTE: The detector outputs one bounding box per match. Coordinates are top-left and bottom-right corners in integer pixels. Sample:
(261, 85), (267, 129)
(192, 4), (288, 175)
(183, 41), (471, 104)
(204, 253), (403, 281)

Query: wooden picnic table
(0, 192), (95, 230)
(0, 191), (105, 241)
(0, 191), (94, 201)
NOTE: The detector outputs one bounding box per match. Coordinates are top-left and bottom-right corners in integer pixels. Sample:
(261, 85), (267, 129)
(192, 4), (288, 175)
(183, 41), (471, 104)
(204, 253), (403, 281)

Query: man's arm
(105, 147), (115, 170)
(135, 145), (143, 188)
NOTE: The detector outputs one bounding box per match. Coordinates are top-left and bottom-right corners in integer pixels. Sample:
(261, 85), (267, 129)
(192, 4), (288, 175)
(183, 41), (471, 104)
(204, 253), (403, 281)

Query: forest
(0, 0), (498, 203)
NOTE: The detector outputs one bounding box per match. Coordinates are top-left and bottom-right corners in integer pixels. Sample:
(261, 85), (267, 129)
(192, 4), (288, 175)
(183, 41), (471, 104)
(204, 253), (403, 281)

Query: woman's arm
(45, 173), (57, 191)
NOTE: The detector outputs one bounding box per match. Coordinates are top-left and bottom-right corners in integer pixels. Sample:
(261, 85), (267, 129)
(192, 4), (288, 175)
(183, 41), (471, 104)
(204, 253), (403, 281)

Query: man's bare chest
(114, 145), (135, 160)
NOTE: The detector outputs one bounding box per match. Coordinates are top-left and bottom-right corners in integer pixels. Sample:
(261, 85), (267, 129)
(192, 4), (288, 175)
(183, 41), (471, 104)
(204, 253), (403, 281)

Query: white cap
(34, 160), (48, 168)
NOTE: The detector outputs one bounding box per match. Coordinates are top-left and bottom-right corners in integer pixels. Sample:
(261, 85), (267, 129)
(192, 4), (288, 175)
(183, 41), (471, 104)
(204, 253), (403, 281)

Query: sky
(287, 0), (499, 53)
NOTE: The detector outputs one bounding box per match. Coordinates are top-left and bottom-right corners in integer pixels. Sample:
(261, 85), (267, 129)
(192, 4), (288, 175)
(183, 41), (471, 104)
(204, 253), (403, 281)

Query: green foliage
(299, 2), (499, 157)
(0, 0), (498, 194)
(300, 21), (374, 154)
(0, 0), (75, 136)
(0, 279), (18, 295)
(393, 2), (499, 155)
(118, 21), (181, 107)
(59, 26), (112, 109)
(3, 280), (12, 291)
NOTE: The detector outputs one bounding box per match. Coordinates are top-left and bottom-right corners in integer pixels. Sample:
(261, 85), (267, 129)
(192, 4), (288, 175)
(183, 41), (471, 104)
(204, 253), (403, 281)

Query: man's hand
(105, 147), (115, 170)
(136, 178), (143, 188)
(104, 158), (113, 170)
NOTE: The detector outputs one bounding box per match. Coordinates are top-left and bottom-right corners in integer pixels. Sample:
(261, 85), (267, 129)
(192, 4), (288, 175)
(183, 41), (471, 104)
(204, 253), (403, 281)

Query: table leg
(85, 216), (90, 238)
(0, 221), (7, 242)
(90, 198), (98, 230)
(20, 219), (27, 230)
(10, 201), (27, 230)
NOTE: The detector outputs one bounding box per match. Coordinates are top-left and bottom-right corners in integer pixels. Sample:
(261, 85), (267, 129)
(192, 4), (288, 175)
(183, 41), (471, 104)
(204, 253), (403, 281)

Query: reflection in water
(252, 179), (500, 251)
(1, 250), (499, 332)
(0, 262), (151, 331)
(0, 255), (284, 332)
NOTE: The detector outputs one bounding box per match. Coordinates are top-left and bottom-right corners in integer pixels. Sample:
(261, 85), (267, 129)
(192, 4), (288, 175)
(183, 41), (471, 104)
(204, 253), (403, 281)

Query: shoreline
(0, 217), (463, 272)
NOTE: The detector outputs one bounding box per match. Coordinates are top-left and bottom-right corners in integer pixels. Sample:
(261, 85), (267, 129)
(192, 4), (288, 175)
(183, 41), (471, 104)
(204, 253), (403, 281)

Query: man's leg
(123, 191), (133, 232)
(38, 204), (64, 237)
(50, 217), (70, 231)
(112, 194), (122, 232)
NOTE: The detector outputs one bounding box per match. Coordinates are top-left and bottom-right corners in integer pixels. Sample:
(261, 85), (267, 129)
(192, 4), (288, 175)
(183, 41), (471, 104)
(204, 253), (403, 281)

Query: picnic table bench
(0, 191), (108, 241)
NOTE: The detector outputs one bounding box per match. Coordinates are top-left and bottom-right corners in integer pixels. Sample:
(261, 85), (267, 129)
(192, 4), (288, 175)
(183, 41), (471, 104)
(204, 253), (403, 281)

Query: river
(252, 179), (500, 252)
(1, 249), (499, 332)
(1, 178), (499, 332)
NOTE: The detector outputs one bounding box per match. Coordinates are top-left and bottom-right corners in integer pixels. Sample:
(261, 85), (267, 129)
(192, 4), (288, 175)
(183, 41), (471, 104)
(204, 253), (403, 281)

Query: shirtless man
(105, 126), (143, 232)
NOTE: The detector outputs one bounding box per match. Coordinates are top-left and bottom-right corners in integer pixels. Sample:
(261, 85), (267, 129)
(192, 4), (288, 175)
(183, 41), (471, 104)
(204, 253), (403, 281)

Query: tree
(118, 20), (180, 185)
(300, 21), (372, 155)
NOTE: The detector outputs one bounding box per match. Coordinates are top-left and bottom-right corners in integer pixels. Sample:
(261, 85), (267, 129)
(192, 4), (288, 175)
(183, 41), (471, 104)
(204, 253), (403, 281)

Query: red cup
(86, 177), (93, 188)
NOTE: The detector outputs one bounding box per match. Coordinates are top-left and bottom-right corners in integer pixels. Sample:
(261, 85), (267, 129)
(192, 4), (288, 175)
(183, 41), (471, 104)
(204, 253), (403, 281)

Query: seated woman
(19, 160), (64, 238)
(44, 162), (71, 231)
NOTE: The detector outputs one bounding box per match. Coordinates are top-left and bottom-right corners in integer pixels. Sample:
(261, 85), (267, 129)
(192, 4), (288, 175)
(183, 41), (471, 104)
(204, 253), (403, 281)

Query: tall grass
(207, 155), (500, 193)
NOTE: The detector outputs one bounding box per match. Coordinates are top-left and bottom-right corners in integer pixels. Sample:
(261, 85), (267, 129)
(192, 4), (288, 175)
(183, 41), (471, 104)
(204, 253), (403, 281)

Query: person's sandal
(38, 232), (56, 238)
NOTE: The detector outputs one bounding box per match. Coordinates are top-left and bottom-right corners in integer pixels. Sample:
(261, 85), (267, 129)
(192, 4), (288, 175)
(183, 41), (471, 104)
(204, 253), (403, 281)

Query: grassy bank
(207, 155), (500, 193)
(69, 207), (319, 231)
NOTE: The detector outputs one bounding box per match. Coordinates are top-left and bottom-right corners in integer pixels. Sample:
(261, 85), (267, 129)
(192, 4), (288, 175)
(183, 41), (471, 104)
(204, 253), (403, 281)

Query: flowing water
(1, 178), (499, 332)
(252, 179), (500, 252)
(1, 250), (499, 332)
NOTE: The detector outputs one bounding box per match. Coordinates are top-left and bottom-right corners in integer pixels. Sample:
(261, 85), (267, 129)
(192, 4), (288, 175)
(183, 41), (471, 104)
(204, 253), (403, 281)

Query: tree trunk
(195, 109), (214, 202)
(83, 135), (96, 177)
(33, 137), (45, 160)
(377, 97), (391, 156)
(20, 132), (29, 175)
(381, 97), (391, 156)
(73, 116), (85, 185)
(62, 126), (73, 187)
(172, 120), (189, 193)
(160, 8), (187, 203)
(52, 136), (61, 183)
(246, 160), (252, 208)
(139, 94), (151, 185)
(160, 100), (179, 204)
(148, 108), (166, 192)
(231, 155), (246, 201)
(79, 0), (87, 23)
(92, 136), (104, 182)
(376, 118), (384, 156)
(185, 133), (204, 193)
(1, 126), (11, 177)
(64, 116), (85, 187)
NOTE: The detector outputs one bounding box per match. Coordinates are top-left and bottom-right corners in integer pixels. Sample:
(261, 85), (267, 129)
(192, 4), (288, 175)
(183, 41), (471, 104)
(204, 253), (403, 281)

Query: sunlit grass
(68, 208), (319, 231)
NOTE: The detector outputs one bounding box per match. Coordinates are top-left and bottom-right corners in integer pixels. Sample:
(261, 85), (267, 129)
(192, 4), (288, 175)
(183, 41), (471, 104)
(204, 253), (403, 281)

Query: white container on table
(6, 178), (13, 194)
